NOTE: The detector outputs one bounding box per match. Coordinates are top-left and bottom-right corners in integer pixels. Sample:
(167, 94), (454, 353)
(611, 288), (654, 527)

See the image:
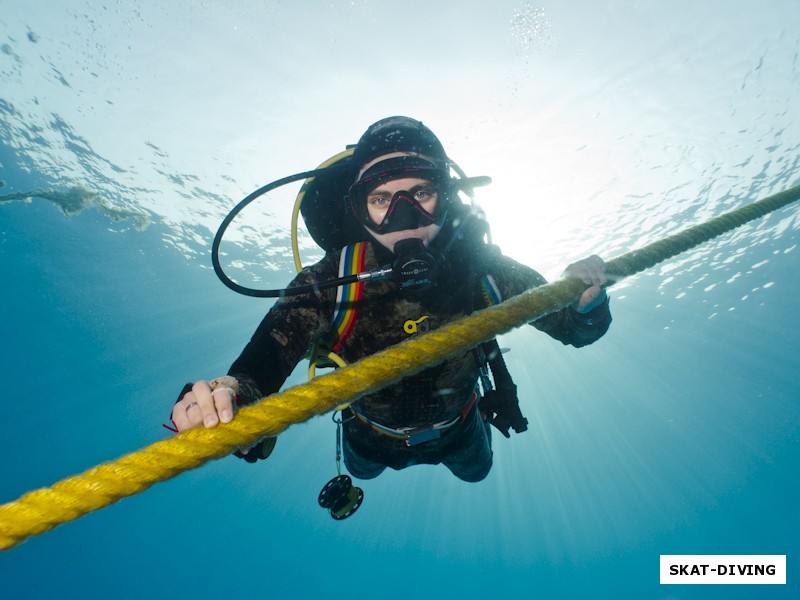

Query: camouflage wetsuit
(228, 236), (612, 482)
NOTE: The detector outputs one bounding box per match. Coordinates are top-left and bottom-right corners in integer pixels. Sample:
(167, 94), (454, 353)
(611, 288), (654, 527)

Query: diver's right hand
(171, 376), (239, 432)
(170, 376), (276, 461)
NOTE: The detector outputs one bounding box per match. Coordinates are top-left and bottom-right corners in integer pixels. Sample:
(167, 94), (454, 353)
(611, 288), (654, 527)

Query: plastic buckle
(405, 427), (441, 447)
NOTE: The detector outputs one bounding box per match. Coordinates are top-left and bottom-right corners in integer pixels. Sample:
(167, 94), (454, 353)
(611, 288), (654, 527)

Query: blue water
(2, 2), (799, 599)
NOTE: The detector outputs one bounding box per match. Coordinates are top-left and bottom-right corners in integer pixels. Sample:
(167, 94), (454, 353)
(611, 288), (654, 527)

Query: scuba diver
(169, 116), (611, 490)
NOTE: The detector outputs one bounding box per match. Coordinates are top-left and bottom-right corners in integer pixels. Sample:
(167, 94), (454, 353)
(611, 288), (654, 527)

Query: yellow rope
(1, 183), (798, 551)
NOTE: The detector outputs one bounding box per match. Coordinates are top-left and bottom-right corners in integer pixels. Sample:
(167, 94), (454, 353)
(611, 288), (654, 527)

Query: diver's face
(352, 151), (446, 252)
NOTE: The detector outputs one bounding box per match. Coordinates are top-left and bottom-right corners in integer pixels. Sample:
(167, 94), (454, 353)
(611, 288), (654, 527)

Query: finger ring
(185, 401), (199, 413)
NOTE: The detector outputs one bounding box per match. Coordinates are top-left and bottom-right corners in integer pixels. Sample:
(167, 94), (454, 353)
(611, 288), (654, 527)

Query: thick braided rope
(605, 184), (800, 279)
(1, 183), (798, 551)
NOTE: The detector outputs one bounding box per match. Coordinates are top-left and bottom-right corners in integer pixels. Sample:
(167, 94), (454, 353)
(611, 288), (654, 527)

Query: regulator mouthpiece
(392, 238), (438, 293)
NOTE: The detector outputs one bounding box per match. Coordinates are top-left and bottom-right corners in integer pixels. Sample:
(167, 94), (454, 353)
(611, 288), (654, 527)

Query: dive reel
(318, 411), (364, 520)
(318, 474), (364, 520)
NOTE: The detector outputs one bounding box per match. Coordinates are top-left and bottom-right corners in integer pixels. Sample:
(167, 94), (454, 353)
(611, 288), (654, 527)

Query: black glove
(480, 385), (528, 438)
(233, 437), (277, 463)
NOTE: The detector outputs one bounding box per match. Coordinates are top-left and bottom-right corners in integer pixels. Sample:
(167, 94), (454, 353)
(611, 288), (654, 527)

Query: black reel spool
(318, 475), (364, 520)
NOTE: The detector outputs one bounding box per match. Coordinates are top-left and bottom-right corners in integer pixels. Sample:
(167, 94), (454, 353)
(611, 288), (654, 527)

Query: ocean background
(1, 1), (798, 598)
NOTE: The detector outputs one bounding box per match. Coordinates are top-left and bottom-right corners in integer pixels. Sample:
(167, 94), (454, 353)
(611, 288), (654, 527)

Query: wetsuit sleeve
(489, 250), (612, 348)
(227, 253), (339, 403)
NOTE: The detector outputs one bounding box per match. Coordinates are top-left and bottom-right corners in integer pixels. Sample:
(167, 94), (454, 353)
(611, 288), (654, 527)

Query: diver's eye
(414, 188), (437, 202)
(367, 193), (390, 207)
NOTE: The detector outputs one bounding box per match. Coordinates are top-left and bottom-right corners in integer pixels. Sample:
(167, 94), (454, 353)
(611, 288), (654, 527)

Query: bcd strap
(308, 241), (369, 375)
(331, 241), (368, 353)
(480, 339), (529, 438)
(475, 275), (528, 438)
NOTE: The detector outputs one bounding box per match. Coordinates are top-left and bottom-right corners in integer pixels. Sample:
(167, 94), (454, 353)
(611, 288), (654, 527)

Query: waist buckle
(352, 392), (478, 447)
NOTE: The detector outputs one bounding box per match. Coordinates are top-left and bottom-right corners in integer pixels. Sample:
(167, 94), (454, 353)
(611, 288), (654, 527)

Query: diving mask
(347, 155), (451, 235)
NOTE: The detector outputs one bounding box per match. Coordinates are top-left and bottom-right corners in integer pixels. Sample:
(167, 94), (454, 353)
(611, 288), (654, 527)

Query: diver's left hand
(563, 254), (608, 313)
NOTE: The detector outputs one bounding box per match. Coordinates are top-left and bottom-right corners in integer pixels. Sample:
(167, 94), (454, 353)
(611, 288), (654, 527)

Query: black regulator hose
(211, 167), (372, 298)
